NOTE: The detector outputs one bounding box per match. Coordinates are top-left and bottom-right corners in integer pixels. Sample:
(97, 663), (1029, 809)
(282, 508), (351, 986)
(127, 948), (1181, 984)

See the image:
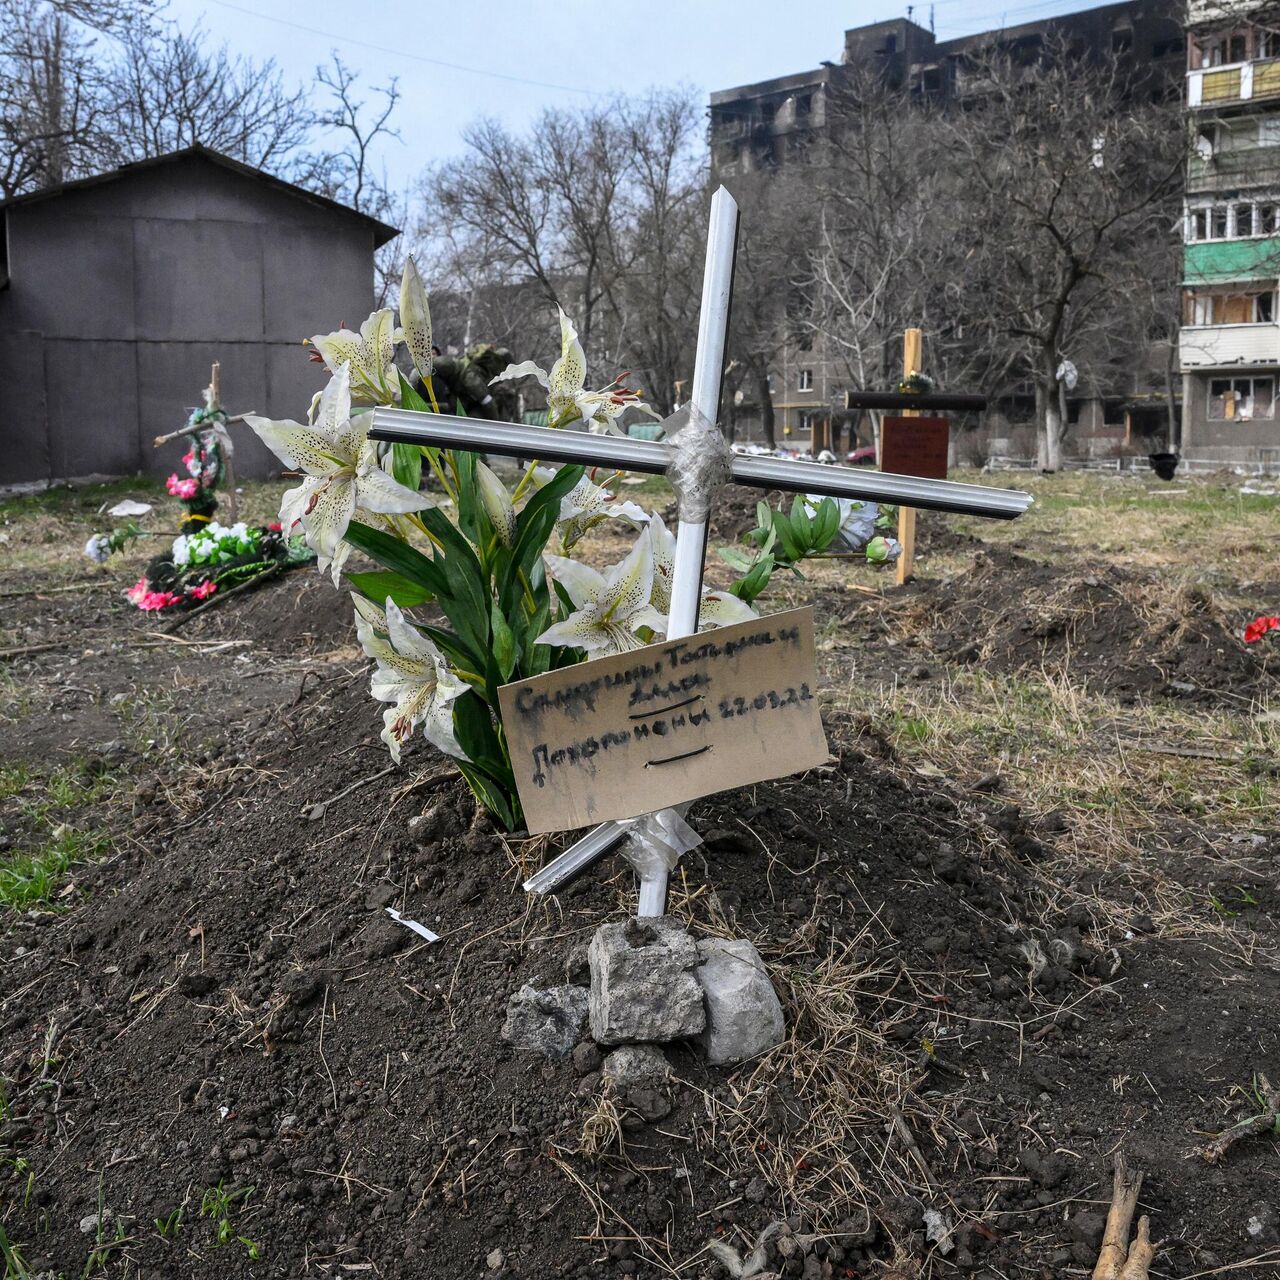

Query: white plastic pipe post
(633, 186), (740, 918)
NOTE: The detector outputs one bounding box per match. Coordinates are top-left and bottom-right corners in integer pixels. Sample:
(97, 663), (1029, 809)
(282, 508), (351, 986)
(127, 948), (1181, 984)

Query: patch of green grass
(0, 765), (30, 802)
(0, 476), (160, 523)
(0, 760), (117, 912)
(0, 826), (108, 911)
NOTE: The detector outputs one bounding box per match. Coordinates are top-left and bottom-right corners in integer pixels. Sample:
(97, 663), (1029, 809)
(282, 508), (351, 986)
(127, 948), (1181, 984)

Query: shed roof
(0, 144), (400, 247)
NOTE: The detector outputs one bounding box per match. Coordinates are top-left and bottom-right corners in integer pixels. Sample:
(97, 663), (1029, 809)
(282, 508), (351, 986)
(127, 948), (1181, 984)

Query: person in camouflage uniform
(415, 344), (517, 421)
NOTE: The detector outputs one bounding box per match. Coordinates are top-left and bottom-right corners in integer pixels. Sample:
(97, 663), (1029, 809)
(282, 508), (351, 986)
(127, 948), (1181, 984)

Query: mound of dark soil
(918, 550), (1275, 705)
(2, 642), (1277, 1277)
(184, 569), (356, 651)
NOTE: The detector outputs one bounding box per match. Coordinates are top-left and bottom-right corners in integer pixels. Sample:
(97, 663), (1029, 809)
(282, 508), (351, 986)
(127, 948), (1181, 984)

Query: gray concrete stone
(602, 1044), (672, 1090)
(501, 983), (588, 1058)
(588, 917), (705, 1045)
(695, 937), (785, 1065)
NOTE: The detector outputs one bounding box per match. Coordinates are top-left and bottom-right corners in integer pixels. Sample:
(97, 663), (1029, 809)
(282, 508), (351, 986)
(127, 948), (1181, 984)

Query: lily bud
(865, 535), (902, 564)
(475, 462), (516, 547)
(398, 256), (434, 378)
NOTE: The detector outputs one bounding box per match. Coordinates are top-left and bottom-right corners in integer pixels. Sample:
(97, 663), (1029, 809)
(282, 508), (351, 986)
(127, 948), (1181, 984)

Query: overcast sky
(164, 0), (1123, 191)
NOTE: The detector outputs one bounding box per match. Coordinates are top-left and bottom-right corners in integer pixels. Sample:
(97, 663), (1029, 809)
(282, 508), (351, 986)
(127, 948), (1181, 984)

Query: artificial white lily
(491, 308), (658, 433)
(647, 514), (758, 629)
(307, 308), (399, 404)
(538, 535), (666, 655)
(247, 365), (429, 583)
(396, 255), (434, 379)
(528, 465), (649, 550)
(475, 461), (516, 547)
(354, 595), (469, 763)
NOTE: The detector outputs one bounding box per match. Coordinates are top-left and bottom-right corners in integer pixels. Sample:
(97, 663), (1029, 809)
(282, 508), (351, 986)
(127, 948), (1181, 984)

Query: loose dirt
(1, 540), (1278, 1279)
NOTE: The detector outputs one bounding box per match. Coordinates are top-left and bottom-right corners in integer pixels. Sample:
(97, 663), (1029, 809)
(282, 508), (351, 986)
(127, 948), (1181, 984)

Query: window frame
(1208, 375), (1276, 420)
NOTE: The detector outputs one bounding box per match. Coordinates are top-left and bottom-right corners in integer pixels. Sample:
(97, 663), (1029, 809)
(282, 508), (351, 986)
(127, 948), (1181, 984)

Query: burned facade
(710, 2), (1185, 457)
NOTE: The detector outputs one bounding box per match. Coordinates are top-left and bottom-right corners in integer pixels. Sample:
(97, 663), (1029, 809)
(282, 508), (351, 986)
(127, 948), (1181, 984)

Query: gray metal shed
(0, 145), (399, 488)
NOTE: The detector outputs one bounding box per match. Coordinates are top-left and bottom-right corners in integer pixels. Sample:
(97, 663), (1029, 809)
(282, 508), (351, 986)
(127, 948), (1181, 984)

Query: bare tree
(597, 92), (705, 414)
(722, 167), (817, 448)
(111, 20), (314, 172)
(941, 39), (1184, 469)
(0, 0), (121, 196)
(291, 56), (404, 301)
(424, 91), (705, 402)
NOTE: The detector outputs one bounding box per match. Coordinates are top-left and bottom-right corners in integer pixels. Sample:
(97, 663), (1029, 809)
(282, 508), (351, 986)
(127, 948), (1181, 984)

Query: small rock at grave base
(486, 1246), (505, 1270)
(571, 1041), (602, 1075)
(501, 984), (589, 1059)
(588, 917), (705, 1045)
(694, 937), (785, 1066)
(602, 1044), (671, 1090)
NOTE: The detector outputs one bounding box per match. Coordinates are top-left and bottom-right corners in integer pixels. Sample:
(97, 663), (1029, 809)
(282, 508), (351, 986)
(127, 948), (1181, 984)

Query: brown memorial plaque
(498, 607), (830, 835)
(879, 415), (950, 479)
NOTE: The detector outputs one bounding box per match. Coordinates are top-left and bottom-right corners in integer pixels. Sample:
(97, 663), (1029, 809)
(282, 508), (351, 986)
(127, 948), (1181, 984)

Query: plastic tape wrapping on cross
(616, 809), (704, 918)
(660, 403), (732, 525)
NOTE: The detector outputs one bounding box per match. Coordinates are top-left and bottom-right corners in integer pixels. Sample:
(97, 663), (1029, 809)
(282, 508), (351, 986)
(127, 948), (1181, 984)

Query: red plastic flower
(1243, 615), (1280, 644)
(189, 579), (218, 601)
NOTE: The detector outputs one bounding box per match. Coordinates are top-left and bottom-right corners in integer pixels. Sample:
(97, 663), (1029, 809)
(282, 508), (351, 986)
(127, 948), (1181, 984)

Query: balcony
(1188, 143), (1280, 194)
(1184, 236), (1280, 284)
(1188, 57), (1280, 108)
(1179, 322), (1280, 369)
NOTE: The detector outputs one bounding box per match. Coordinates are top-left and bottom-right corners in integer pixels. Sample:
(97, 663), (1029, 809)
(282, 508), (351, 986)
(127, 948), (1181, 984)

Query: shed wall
(0, 154), (383, 487)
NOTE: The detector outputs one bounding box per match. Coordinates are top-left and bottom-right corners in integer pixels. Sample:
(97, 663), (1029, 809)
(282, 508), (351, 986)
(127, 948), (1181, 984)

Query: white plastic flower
(354, 595), (468, 763)
(491, 308), (657, 433)
(83, 534), (111, 564)
(307, 308), (398, 404)
(537, 535), (666, 654)
(528, 465), (649, 549)
(246, 365), (429, 583)
(647, 514), (758, 629)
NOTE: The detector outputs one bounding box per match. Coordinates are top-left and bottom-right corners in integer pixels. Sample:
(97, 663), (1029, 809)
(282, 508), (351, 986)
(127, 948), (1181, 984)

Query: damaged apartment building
(709, 1), (1184, 457)
(1181, 0), (1280, 470)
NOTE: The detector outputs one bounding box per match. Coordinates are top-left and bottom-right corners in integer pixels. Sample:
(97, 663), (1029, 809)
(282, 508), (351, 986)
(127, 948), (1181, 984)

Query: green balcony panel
(1184, 236), (1280, 284)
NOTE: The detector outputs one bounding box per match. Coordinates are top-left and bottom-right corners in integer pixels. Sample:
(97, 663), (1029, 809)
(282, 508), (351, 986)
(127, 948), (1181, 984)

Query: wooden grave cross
(843, 329), (989, 584)
(153, 362), (257, 523)
(370, 187), (1030, 915)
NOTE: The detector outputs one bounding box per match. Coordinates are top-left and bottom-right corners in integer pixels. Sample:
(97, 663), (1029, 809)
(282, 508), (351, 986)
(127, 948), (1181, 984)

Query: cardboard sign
(498, 607), (830, 835)
(880, 415), (950, 479)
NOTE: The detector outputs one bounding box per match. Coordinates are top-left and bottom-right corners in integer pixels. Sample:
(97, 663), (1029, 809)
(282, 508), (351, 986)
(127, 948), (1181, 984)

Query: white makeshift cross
(370, 186), (1032, 915)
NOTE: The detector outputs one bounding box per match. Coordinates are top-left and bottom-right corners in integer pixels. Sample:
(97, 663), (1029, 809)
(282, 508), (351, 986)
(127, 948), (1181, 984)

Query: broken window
(1235, 203), (1255, 235)
(1209, 376), (1276, 419)
(798, 369), (814, 392)
(1191, 208), (1209, 240)
(1261, 204), (1279, 234)
(1189, 289), (1279, 324)
(1212, 207), (1229, 238)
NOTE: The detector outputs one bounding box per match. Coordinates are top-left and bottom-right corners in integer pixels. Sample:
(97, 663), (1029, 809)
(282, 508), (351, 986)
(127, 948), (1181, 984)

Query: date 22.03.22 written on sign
(497, 607), (831, 835)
